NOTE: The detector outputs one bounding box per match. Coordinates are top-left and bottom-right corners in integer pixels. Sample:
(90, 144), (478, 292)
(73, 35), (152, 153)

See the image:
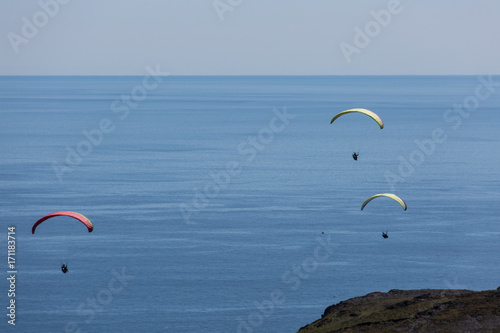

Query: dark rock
(298, 287), (500, 333)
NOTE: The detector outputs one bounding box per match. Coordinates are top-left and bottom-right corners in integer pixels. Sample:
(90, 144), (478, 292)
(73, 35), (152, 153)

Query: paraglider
(361, 194), (406, 238)
(32, 211), (93, 234)
(32, 212), (92, 274)
(330, 109), (383, 159)
(361, 193), (407, 211)
(330, 108), (384, 129)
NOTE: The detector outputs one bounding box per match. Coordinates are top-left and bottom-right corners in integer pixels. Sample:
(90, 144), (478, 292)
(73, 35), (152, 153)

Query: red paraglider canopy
(32, 211), (93, 234)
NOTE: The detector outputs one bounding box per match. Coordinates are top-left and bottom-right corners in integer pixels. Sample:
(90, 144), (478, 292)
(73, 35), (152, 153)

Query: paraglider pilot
(61, 264), (68, 274)
(352, 152), (359, 160)
(382, 232), (388, 239)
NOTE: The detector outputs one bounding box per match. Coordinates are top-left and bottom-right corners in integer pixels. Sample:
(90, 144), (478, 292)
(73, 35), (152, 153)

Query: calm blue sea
(1, 76), (499, 333)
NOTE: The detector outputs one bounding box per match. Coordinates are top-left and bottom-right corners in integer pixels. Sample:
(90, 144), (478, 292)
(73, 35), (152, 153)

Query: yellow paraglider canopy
(361, 193), (407, 211)
(330, 108), (384, 129)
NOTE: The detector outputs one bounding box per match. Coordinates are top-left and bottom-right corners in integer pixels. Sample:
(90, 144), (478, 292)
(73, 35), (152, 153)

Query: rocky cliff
(298, 287), (500, 332)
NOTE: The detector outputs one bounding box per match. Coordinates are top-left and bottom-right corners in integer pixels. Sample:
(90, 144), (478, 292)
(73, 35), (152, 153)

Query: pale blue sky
(1, 0), (499, 75)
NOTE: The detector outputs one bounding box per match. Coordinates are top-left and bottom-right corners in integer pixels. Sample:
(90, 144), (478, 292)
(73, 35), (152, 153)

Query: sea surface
(1, 75), (499, 333)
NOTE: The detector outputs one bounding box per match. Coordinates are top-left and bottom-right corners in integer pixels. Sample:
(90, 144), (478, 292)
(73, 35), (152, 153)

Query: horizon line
(1, 74), (498, 77)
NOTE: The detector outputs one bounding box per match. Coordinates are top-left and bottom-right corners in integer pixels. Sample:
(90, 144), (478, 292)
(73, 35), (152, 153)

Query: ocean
(1, 75), (499, 332)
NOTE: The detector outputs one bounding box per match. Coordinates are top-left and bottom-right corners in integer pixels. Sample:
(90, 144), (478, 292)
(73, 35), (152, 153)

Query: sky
(0, 0), (499, 75)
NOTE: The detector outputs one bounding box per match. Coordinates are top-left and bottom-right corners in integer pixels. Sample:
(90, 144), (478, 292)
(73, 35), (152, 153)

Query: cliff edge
(298, 287), (500, 332)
